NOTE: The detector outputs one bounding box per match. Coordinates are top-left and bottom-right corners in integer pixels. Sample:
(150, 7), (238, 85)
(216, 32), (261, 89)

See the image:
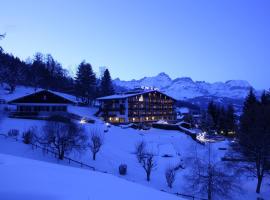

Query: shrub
(7, 129), (19, 139)
(165, 166), (176, 188)
(22, 127), (36, 144)
(119, 164), (127, 175)
(135, 140), (146, 163)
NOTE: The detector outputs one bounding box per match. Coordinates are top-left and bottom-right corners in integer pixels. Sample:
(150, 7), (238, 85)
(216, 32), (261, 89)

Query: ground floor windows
(17, 105), (67, 112)
(128, 115), (175, 123)
(108, 117), (125, 123)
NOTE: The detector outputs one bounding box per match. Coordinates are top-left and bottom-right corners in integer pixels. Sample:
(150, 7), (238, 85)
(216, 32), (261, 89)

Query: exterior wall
(100, 99), (127, 123)
(127, 91), (176, 123)
(100, 91), (176, 123)
(16, 105), (67, 113)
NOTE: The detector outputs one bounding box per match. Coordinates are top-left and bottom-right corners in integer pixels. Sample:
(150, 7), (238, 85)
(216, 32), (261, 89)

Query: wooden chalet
(8, 90), (75, 116)
(97, 89), (176, 123)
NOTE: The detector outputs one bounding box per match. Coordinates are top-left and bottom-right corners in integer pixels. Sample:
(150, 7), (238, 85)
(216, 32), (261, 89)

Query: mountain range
(113, 72), (259, 111)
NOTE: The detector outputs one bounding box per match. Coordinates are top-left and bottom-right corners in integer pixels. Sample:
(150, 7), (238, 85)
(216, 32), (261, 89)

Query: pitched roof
(97, 90), (176, 101)
(8, 90), (75, 104)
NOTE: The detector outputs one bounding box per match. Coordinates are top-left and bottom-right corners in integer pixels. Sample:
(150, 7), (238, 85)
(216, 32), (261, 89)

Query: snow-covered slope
(0, 153), (180, 200)
(114, 73), (256, 100)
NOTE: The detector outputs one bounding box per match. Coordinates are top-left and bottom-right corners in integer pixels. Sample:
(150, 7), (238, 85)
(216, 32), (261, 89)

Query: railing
(0, 134), (95, 171)
(160, 190), (207, 200)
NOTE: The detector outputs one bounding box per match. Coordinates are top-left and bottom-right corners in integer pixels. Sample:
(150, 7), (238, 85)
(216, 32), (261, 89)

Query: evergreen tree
(75, 61), (97, 104)
(200, 111), (214, 133)
(100, 69), (114, 96)
(225, 104), (236, 135)
(217, 106), (226, 134)
(207, 101), (219, 131)
(237, 89), (270, 193)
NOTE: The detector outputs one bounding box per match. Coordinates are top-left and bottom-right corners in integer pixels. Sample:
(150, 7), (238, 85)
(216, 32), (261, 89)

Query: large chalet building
(97, 89), (176, 123)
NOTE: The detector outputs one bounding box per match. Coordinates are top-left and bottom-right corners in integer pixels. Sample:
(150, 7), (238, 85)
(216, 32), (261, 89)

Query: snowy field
(0, 86), (269, 200)
(0, 153), (181, 200)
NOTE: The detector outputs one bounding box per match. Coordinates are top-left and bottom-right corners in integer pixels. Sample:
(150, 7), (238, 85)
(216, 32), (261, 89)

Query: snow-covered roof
(97, 90), (176, 101)
(8, 89), (76, 104)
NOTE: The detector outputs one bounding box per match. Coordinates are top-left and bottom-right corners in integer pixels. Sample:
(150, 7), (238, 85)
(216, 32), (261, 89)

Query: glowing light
(139, 95), (144, 102)
(79, 119), (86, 124)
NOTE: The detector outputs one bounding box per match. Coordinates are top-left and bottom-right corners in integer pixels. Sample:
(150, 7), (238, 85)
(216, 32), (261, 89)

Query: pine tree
(207, 101), (219, 131)
(75, 61), (97, 104)
(100, 69), (114, 97)
(237, 89), (270, 193)
(225, 104), (236, 135)
(217, 106), (226, 134)
(200, 111), (214, 133)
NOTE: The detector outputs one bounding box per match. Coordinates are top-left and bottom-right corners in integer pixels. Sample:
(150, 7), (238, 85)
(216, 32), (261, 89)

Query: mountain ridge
(113, 72), (257, 100)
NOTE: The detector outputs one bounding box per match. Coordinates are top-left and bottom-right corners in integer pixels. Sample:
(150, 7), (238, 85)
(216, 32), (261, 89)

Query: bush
(165, 166), (176, 188)
(7, 129), (19, 138)
(135, 140), (146, 163)
(119, 164), (127, 175)
(22, 127), (36, 144)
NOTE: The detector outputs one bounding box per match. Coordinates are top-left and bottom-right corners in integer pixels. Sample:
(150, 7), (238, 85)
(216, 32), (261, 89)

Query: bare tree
(141, 151), (157, 182)
(41, 115), (87, 160)
(89, 129), (104, 160)
(186, 144), (239, 200)
(135, 140), (146, 163)
(0, 33), (5, 40)
(165, 165), (176, 188)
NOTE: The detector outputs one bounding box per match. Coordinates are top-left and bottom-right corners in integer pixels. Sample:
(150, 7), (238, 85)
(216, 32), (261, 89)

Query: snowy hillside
(0, 87), (269, 200)
(0, 153), (180, 200)
(114, 73), (257, 100)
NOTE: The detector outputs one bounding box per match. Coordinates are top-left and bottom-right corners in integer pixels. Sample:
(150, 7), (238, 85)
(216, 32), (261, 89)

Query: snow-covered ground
(0, 86), (269, 200)
(0, 153), (181, 200)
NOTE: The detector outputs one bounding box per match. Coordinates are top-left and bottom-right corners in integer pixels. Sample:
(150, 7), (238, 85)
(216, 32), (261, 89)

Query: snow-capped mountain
(114, 73), (255, 100)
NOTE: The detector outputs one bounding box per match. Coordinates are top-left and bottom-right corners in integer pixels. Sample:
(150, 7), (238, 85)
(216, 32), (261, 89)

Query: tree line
(0, 47), (114, 102)
(200, 101), (236, 135)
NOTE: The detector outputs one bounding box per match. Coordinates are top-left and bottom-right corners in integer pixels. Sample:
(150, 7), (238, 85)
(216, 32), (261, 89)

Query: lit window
(139, 95), (144, 102)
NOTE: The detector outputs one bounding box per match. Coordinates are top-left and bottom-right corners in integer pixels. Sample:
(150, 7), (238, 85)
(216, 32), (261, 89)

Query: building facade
(8, 90), (75, 116)
(97, 90), (176, 123)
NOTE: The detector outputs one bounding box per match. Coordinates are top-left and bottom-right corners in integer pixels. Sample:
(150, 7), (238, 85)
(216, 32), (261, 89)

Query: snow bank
(0, 153), (181, 200)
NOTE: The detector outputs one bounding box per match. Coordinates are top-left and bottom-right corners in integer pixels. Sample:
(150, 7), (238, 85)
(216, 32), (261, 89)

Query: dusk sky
(0, 0), (269, 89)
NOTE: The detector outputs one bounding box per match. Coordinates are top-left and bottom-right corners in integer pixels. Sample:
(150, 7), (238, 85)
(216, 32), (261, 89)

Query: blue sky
(0, 0), (269, 89)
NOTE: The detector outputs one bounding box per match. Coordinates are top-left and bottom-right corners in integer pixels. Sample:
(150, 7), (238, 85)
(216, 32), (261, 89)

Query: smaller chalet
(8, 90), (75, 116)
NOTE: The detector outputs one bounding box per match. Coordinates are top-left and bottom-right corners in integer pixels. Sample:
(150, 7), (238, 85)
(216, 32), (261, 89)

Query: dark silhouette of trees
(236, 89), (270, 193)
(41, 115), (88, 160)
(75, 61), (97, 104)
(187, 144), (239, 200)
(89, 129), (104, 161)
(203, 101), (236, 135)
(100, 69), (114, 97)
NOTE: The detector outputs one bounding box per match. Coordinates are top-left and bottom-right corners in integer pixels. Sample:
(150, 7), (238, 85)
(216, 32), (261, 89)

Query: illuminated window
(139, 95), (144, 102)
